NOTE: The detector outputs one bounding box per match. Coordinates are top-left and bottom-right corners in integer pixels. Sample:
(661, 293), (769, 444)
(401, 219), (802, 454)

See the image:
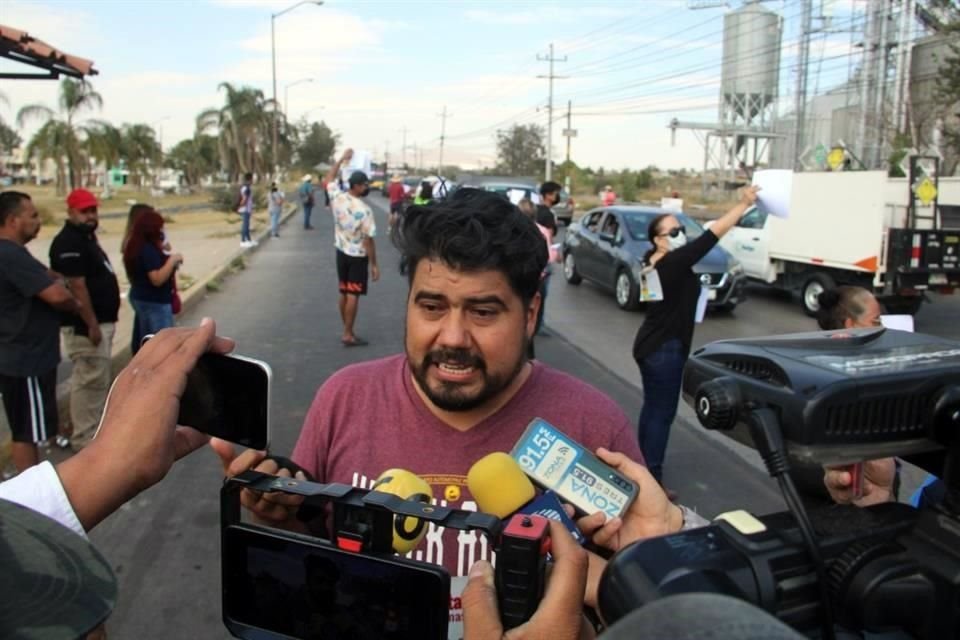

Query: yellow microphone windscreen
(467, 452), (536, 519)
(371, 468), (433, 554)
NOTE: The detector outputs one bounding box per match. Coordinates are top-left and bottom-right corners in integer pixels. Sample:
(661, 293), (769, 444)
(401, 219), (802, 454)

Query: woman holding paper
(632, 186), (759, 491)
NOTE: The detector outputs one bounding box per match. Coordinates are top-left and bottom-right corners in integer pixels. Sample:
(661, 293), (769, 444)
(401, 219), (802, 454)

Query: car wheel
(563, 252), (582, 285)
(615, 269), (640, 311)
(714, 302), (737, 313)
(801, 273), (836, 317)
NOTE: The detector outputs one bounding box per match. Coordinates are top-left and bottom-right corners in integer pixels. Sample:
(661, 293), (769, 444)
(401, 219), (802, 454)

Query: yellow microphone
(371, 468), (433, 554)
(467, 452), (537, 519)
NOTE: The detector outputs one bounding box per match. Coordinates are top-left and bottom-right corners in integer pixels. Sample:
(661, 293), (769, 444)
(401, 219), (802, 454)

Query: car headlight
(727, 262), (744, 276)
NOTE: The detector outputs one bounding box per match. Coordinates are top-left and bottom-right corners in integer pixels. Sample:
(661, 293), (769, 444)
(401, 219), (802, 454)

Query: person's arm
(147, 252), (183, 287)
(824, 458), (896, 507)
(702, 185), (759, 240)
(54, 319), (234, 531)
(324, 148), (353, 187)
(36, 281), (81, 313)
(363, 237), (379, 282)
(65, 277), (102, 345)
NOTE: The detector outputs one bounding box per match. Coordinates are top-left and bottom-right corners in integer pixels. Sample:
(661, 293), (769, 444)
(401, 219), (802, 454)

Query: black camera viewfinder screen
(223, 526), (450, 640)
(177, 353), (269, 450)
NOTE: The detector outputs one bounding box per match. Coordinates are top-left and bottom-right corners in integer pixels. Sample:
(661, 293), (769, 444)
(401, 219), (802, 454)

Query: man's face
(545, 190), (560, 206)
(67, 205), (99, 232)
(405, 259), (538, 412)
(12, 199), (42, 244)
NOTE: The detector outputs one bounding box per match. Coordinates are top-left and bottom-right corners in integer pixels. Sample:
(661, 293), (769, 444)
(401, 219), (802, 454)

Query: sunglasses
(660, 225), (685, 238)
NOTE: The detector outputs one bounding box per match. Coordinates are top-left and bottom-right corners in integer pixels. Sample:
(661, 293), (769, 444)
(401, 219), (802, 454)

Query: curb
(0, 204), (301, 470)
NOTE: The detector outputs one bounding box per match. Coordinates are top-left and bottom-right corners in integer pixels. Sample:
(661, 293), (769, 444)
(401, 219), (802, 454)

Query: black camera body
(220, 471), (548, 639)
(599, 329), (960, 639)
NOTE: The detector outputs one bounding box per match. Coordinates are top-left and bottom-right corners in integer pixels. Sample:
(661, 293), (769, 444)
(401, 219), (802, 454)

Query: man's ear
(526, 292), (542, 338)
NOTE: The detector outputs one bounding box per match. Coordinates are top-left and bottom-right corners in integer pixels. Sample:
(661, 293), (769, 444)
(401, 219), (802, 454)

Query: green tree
(197, 82), (282, 180)
(83, 120), (122, 193)
(495, 124), (545, 177)
(121, 123), (161, 187)
(0, 119), (20, 154)
(166, 134), (219, 185)
(636, 168), (654, 190)
(17, 78), (103, 191)
(295, 119), (338, 170)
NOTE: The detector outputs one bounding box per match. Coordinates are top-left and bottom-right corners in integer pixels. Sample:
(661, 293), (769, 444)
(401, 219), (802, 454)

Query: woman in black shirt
(632, 186), (758, 488)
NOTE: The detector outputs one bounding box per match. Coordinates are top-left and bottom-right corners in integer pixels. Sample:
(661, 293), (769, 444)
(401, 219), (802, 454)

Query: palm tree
(121, 124), (161, 187)
(83, 120), (123, 195)
(197, 82), (279, 180)
(17, 79), (103, 191)
(24, 120), (72, 188)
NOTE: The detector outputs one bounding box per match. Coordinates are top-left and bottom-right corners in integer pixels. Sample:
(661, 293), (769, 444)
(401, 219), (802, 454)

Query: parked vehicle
(552, 189), (575, 226)
(562, 206), (746, 312)
(714, 166), (960, 316)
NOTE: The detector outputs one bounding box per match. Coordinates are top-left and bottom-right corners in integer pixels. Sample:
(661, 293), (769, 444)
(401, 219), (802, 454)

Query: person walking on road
(298, 174), (315, 230)
(0, 192), (80, 472)
(387, 174), (405, 233)
(632, 186), (759, 491)
(536, 181), (560, 237)
(123, 208), (183, 353)
(48, 189), (120, 448)
(238, 172), (255, 248)
(412, 180), (433, 206)
(325, 148), (379, 347)
(268, 183), (285, 238)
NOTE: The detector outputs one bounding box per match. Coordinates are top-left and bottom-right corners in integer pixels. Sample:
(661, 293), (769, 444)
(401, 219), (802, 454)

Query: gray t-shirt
(0, 239), (60, 377)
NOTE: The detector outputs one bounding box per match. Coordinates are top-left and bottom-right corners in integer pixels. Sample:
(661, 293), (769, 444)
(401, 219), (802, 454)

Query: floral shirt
(327, 182), (376, 257)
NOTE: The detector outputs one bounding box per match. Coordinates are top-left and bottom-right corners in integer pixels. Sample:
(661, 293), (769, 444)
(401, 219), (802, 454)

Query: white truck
(714, 167), (960, 316)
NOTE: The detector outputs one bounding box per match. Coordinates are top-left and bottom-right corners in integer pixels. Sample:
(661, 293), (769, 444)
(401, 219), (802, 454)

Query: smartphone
(222, 525), (450, 640)
(177, 352), (271, 450)
(511, 418), (638, 520)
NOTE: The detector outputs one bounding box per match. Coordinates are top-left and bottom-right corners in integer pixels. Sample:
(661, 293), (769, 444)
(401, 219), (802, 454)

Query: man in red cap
(49, 188), (120, 448)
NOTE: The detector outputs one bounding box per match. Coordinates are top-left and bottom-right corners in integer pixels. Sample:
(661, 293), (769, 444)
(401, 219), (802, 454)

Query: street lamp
(271, 0), (323, 177)
(151, 116), (170, 153)
(284, 77), (314, 118)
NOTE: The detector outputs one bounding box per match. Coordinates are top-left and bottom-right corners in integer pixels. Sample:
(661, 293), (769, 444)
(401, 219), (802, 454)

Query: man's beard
(408, 341), (528, 412)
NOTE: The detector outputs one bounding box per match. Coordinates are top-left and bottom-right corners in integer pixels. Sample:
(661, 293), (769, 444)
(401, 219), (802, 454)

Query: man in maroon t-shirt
(215, 190), (686, 638)
(386, 174), (406, 233)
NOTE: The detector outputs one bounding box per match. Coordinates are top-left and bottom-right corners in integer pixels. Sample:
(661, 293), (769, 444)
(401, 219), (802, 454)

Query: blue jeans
(270, 209), (281, 236)
(129, 298), (175, 354)
(535, 270), (551, 334)
(303, 204), (313, 228)
(636, 338), (686, 484)
(241, 211), (252, 242)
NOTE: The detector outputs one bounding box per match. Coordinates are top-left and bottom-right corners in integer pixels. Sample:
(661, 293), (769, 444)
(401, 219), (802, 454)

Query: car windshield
(621, 211), (704, 242)
(482, 184), (535, 198)
(403, 177), (422, 187)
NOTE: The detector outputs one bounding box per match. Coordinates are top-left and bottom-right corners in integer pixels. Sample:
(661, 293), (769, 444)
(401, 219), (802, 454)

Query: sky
(1, 0), (865, 171)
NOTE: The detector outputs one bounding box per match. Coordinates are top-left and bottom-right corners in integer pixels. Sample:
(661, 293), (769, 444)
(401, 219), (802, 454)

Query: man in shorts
(386, 174), (405, 233)
(324, 149), (379, 346)
(0, 192), (79, 472)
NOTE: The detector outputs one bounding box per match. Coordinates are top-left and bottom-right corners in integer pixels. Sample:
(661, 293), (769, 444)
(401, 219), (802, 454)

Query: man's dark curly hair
(392, 188), (548, 305)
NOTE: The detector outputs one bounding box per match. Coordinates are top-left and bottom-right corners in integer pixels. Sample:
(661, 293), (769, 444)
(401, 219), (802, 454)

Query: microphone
(370, 468), (433, 554)
(467, 452), (585, 544)
(600, 593), (804, 640)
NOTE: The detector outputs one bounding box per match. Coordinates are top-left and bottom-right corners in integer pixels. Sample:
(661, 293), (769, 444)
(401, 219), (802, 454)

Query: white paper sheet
(639, 269), (664, 302)
(880, 315), (915, 332)
(751, 169), (793, 219)
(695, 286), (709, 323)
(506, 188), (526, 205)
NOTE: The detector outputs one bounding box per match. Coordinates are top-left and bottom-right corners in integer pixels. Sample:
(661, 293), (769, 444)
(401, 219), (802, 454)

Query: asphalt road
(86, 194), (957, 637)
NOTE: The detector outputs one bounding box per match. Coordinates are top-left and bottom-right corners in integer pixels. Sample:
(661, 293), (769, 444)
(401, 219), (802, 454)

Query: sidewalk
(0, 204), (299, 470)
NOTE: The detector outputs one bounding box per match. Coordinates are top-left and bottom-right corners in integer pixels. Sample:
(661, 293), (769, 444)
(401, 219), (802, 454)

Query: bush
(209, 185), (267, 213)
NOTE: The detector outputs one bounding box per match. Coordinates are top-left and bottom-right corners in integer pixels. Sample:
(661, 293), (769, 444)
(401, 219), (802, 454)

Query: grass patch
(229, 256), (246, 272)
(205, 278), (222, 292)
(177, 271), (196, 291)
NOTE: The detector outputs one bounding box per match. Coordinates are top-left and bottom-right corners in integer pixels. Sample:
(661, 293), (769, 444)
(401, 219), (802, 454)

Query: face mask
(666, 231), (687, 250)
(360, 186), (371, 198)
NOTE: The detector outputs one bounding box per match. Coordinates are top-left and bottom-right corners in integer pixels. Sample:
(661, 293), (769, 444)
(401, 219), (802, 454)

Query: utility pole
(398, 126), (409, 169)
(563, 100), (575, 194)
(437, 106), (451, 175)
(384, 140), (390, 173)
(537, 43), (567, 181)
(793, 0), (813, 171)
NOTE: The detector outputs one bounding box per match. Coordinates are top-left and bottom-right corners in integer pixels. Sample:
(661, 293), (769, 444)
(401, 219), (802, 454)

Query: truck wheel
(883, 297), (923, 316)
(801, 273), (836, 317)
(615, 269), (640, 311)
(563, 252), (582, 285)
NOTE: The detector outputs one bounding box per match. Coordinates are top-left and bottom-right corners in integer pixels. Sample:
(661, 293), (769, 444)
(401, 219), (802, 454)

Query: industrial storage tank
(721, 0), (782, 124)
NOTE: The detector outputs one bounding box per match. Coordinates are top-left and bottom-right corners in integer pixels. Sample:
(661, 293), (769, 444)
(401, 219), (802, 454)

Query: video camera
(599, 328), (960, 639)
(220, 470), (549, 639)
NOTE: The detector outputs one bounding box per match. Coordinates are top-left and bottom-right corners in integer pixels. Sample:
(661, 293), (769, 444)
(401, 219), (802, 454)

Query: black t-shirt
(632, 230), (719, 362)
(0, 239), (61, 377)
(49, 222), (121, 334)
(535, 204), (558, 236)
(128, 244), (173, 304)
